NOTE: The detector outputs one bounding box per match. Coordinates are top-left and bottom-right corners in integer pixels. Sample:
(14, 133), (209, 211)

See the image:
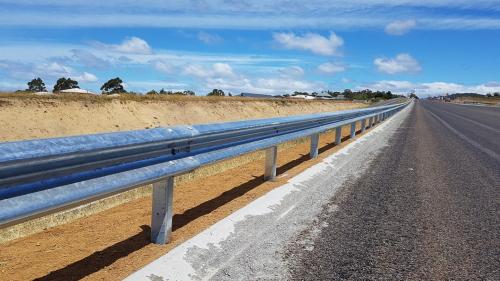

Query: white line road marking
(439, 109), (500, 133)
(427, 110), (500, 162)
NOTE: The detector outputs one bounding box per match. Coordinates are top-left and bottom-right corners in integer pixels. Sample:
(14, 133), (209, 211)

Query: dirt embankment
(0, 94), (366, 141)
(450, 96), (500, 106)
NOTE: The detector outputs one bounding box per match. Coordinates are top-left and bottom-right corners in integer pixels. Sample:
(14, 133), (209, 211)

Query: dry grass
(452, 96), (500, 106)
(0, 92), (363, 106)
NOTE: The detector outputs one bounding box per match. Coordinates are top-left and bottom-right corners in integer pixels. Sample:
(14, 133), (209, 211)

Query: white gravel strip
(125, 103), (413, 281)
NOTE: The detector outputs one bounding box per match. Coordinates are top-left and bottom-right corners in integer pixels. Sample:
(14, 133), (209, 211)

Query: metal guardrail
(0, 101), (409, 244)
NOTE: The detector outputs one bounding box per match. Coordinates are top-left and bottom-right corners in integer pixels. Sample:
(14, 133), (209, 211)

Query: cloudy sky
(0, 1), (499, 96)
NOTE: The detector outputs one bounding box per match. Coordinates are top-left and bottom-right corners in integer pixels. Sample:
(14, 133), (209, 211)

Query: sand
(0, 94), (366, 141)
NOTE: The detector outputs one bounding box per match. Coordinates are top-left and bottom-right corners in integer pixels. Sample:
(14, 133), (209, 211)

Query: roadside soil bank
(450, 96), (500, 106)
(0, 94), (366, 141)
(0, 120), (374, 281)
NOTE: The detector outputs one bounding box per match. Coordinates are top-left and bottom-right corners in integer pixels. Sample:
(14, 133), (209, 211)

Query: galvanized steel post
(350, 122), (356, 139)
(361, 119), (366, 133)
(264, 146), (277, 181)
(310, 133), (319, 158)
(335, 127), (342, 145)
(151, 177), (174, 244)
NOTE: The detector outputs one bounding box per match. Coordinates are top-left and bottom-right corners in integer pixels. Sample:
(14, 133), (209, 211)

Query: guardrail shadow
(34, 225), (150, 281)
(33, 137), (351, 280)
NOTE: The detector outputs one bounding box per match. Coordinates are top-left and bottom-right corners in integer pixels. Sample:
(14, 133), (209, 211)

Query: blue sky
(0, 1), (500, 97)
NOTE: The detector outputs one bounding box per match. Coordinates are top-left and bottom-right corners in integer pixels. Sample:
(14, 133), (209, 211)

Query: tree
(494, 92), (499, 97)
(101, 77), (126, 94)
(342, 89), (354, 100)
(146, 90), (158, 95)
(26, 78), (47, 92)
(53, 77), (79, 92)
(486, 93), (492, 97)
(207, 89), (225, 96)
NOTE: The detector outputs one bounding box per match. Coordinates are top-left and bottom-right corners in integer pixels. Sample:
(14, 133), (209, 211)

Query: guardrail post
(370, 116), (374, 127)
(350, 122), (356, 138)
(151, 177), (174, 244)
(335, 127), (342, 145)
(264, 146), (277, 181)
(310, 133), (319, 158)
(361, 119), (366, 133)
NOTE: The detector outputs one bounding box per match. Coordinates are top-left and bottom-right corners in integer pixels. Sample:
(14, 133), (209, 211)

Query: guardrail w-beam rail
(0, 101), (409, 244)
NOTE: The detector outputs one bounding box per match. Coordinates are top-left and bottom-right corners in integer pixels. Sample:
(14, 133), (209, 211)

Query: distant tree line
(427, 92), (499, 100)
(146, 89), (196, 96)
(26, 77), (499, 100)
(290, 89), (403, 101)
(24, 77), (127, 94)
(448, 92), (499, 98)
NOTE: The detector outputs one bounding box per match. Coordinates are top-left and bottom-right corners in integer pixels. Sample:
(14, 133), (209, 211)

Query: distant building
(315, 92), (333, 99)
(59, 88), (96, 95)
(289, 94), (315, 100)
(239, 93), (278, 98)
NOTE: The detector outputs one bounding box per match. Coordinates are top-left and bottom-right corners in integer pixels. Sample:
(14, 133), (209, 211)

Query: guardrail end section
(151, 177), (174, 244)
(264, 146), (278, 181)
(310, 133), (320, 159)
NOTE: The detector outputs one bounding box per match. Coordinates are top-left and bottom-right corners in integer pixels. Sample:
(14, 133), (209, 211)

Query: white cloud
(278, 66), (305, 77)
(2, 1), (500, 30)
(385, 20), (417, 35)
(212, 63), (236, 78)
(183, 63), (236, 79)
(96, 37), (152, 55)
(75, 72), (98, 82)
(153, 60), (175, 74)
(181, 62), (322, 95)
(126, 80), (188, 92)
(317, 62), (346, 74)
(197, 32), (223, 44)
(374, 53), (421, 74)
(42, 62), (73, 77)
(362, 80), (500, 96)
(205, 76), (324, 95)
(273, 32), (344, 56)
(69, 49), (109, 68)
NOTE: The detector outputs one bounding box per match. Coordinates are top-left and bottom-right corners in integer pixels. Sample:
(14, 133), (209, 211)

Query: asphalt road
(289, 101), (500, 280)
